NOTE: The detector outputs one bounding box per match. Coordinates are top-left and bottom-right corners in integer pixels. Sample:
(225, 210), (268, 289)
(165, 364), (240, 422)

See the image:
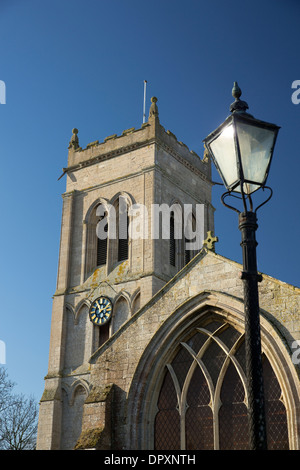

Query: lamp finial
(232, 81), (242, 100)
(230, 82), (249, 114)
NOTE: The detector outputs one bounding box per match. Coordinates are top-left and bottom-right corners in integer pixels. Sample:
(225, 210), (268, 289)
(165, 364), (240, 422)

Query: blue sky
(0, 0), (299, 401)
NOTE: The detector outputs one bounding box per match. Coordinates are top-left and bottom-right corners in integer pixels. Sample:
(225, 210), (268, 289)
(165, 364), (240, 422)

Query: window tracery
(154, 318), (289, 450)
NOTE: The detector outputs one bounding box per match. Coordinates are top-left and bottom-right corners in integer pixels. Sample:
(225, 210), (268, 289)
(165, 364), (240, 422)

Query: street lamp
(203, 82), (280, 450)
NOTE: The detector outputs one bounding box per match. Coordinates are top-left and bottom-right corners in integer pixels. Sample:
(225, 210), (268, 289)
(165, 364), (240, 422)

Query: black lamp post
(203, 82), (280, 450)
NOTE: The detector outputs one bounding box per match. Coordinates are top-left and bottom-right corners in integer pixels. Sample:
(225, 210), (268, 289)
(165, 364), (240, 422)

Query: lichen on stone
(85, 383), (114, 404)
(74, 427), (104, 450)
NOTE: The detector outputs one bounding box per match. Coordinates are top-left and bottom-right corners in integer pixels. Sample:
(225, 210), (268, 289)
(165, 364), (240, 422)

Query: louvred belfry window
(184, 213), (196, 266)
(184, 238), (191, 265)
(154, 318), (289, 450)
(169, 214), (176, 266)
(118, 215), (129, 262)
(97, 216), (108, 266)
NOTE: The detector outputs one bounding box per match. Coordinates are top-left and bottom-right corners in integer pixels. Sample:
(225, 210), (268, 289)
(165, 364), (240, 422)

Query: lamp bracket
(220, 186), (273, 215)
(221, 191), (241, 213)
(254, 186), (273, 213)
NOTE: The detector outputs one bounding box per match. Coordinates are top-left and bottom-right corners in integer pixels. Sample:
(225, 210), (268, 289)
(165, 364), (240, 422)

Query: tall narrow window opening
(118, 214), (129, 262)
(169, 214), (176, 266)
(185, 238), (191, 265)
(97, 214), (108, 266)
(98, 323), (110, 348)
(184, 213), (196, 265)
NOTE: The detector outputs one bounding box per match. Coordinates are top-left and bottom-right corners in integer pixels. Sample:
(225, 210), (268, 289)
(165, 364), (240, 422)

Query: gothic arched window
(154, 318), (289, 450)
(84, 201), (109, 277)
(85, 194), (131, 278)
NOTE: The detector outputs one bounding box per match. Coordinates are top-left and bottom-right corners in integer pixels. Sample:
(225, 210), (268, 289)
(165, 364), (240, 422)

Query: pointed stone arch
(81, 192), (137, 280)
(113, 289), (131, 305)
(61, 379), (89, 449)
(69, 379), (90, 406)
(111, 291), (130, 335)
(126, 290), (300, 450)
(83, 197), (110, 224)
(64, 300), (92, 370)
(65, 303), (75, 319)
(74, 298), (91, 325)
(109, 191), (136, 208)
(131, 288), (141, 315)
(83, 197), (110, 279)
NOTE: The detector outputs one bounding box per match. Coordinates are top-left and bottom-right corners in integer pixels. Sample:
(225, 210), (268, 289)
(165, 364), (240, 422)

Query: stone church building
(36, 98), (300, 450)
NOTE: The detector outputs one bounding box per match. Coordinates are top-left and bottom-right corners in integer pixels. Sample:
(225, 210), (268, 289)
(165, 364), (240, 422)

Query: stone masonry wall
(83, 249), (300, 449)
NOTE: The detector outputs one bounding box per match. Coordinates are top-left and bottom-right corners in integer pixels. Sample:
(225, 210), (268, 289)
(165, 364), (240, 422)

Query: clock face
(89, 296), (113, 326)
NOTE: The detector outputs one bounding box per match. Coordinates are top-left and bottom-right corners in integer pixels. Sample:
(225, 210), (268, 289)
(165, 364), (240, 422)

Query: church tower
(36, 97), (214, 450)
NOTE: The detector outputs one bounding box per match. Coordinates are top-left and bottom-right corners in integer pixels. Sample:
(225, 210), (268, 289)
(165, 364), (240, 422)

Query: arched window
(84, 201), (109, 277)
(154, 318), (289, 450)
(85, 193), (133, 279)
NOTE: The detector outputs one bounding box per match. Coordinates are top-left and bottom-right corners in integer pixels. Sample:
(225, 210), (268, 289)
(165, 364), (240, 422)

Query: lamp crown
(230, 81), (249, 114)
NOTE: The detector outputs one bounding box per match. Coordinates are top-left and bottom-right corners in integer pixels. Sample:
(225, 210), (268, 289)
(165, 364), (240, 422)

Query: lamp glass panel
(209, 124), (238, 188)
(234, 182), (261, 195)
(236, 121), (275, 193)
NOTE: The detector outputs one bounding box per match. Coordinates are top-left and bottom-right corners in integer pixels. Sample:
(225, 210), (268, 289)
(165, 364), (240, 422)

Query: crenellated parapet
(64, 97), (211, 184)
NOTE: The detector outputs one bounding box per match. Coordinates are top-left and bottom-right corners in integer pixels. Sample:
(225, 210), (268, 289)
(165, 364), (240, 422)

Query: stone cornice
(62, 134), (211, 186)
(60, 137), (156, 180)
(63, 114), (211, 183)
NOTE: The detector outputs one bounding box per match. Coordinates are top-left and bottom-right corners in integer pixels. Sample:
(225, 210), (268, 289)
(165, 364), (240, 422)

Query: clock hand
(96, 302), (108, 316)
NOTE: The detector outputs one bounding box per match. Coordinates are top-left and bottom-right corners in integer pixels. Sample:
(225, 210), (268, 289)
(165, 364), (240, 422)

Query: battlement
(63, 97), (211, 183)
